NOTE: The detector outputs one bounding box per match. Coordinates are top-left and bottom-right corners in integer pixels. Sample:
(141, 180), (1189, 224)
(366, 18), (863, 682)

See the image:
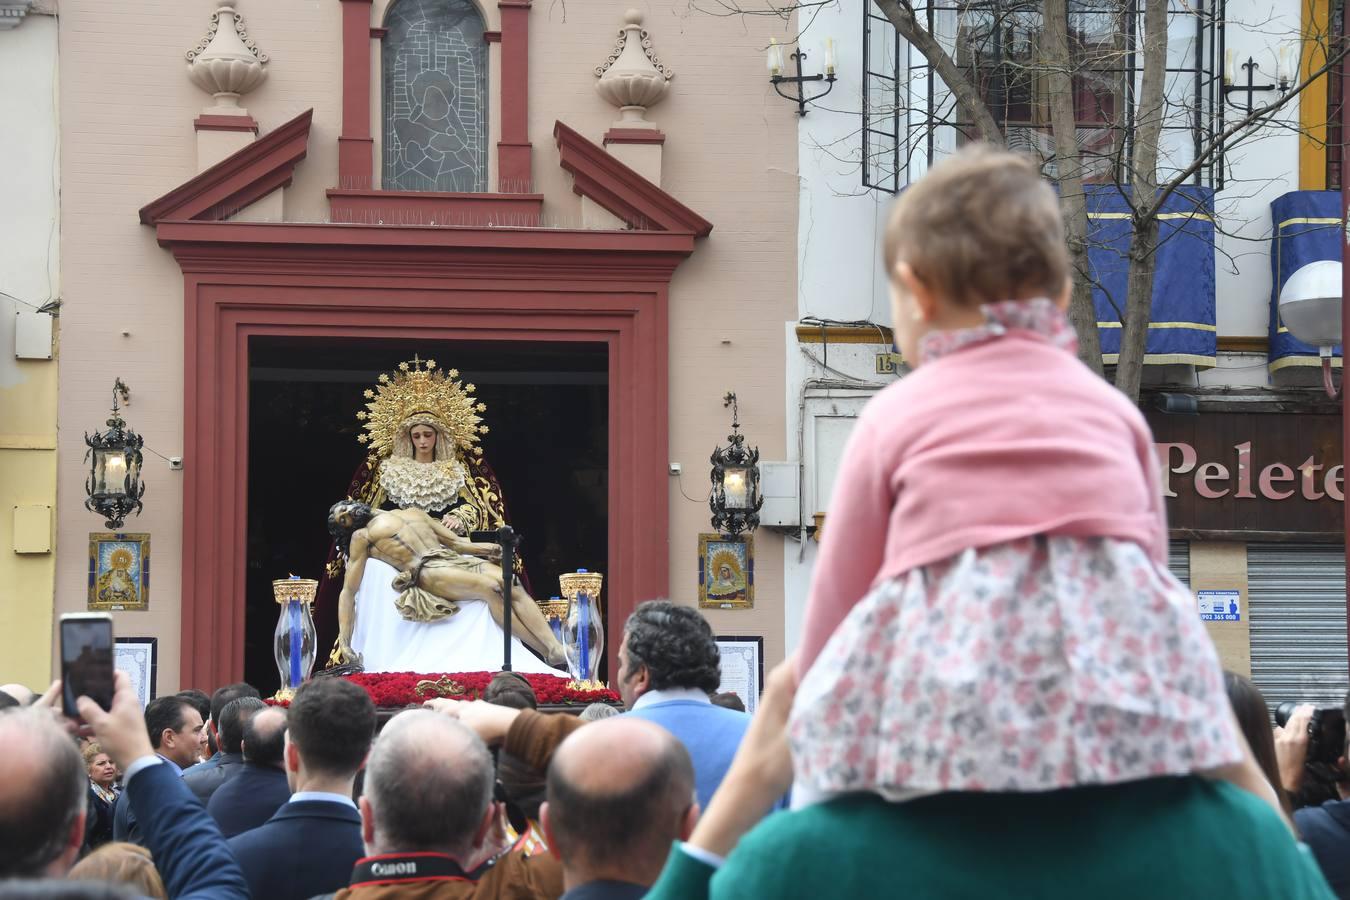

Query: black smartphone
(60, 613), (115, 718)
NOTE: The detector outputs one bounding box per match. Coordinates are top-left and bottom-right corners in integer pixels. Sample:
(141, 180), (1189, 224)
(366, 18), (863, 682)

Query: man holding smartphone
(0, 672), (247, 899)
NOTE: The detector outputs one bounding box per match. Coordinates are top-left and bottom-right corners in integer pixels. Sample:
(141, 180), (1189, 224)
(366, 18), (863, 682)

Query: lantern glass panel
(95, 449), (129, 497)
(723, 466), (750, 509)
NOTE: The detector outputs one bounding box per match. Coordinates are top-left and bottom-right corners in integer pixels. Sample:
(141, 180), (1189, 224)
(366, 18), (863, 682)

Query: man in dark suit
(184, 695), (265, 803)
(113, 694), (206, 844)
(541, 716), (699, 900)
(183, 682), (261, 801)
(207, 705), (291, 838)
(228, 678), (376, 900)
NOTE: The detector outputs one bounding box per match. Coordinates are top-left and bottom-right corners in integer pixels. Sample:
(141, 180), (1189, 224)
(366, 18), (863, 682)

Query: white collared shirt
(121, 754), (185, 786)
(630, 687), (712, 711)
(290, 790), (358, 810)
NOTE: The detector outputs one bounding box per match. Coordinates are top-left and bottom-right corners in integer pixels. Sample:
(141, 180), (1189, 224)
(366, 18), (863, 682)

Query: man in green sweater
(645, 660), (1335, 900)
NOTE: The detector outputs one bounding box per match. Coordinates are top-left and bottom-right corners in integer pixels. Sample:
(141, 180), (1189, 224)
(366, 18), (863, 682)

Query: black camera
(1275, 702), (1347, 767)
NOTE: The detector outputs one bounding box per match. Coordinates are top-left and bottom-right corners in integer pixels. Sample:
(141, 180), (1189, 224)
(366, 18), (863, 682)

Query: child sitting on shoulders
(790, 145), (1271, 808)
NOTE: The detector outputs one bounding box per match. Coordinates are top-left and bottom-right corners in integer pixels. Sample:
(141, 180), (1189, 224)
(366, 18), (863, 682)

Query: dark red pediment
(554, 121), (713, 236)
(138, 109), (313, 225)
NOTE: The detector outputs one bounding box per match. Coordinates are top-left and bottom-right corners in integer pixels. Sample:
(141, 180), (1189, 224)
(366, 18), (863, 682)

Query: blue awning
(1269, 190), (1343, 372)
(1087, 185), (1216, 368)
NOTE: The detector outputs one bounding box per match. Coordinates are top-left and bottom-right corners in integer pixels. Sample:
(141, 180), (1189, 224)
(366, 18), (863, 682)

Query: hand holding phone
(77, 669), (156, 771)
(59, 613), (115, 718)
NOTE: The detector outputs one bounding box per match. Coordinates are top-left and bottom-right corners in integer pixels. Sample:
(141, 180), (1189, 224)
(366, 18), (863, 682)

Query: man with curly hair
(617, 600), (757, 811)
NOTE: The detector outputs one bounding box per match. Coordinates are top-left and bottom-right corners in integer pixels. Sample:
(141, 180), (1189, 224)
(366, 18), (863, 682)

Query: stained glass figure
(383, 0), (488, 193)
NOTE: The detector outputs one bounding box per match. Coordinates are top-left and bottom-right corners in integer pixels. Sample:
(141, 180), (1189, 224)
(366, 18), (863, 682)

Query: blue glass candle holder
(272, 576), (318, 699)
(559, 570), (604, 685)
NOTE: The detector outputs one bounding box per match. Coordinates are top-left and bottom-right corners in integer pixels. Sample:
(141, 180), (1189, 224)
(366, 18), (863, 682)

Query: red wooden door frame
(159, 222), (686, 689)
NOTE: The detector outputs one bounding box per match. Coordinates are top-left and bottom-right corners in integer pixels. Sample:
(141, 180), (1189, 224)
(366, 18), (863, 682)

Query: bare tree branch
(871, 0), (1006, 142)
(1146, 41), (1350, 220)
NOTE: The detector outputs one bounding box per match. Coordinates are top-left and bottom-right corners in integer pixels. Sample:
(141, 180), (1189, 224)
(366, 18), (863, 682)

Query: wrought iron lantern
(84, 379), (145, 530)
(709, 392), (763, 536)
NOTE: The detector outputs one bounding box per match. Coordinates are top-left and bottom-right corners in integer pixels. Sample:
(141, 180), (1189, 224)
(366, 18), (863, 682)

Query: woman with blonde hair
(80, 742), (119, 852)
(68, 843), (166, 899)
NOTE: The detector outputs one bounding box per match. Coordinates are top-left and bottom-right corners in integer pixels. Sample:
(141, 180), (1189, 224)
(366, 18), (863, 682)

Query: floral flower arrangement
(267, 671), (619, 709)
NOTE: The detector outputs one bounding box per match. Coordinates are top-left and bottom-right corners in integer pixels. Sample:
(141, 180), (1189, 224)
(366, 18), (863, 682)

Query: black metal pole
(1340, 3), (1349, 684)
(499, 525), (515, 672)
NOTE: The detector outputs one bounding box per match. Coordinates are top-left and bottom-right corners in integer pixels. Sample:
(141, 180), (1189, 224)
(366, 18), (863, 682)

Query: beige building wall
(0, 9), (60, 689)
(55, 0), (797, 688)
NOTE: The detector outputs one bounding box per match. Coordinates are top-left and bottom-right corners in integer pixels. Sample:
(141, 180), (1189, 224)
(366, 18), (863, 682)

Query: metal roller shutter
(1168, 540), (1189, 589)
(1248, 543), (1348, 707)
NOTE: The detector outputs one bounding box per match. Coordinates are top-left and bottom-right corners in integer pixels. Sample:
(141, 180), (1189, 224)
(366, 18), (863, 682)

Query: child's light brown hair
(68, 842), (167, 899)
(883, 144), (1069, 307)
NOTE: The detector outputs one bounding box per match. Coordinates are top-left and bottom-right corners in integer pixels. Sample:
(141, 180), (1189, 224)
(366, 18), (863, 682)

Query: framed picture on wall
(87, 533), (150, 611)
(715, 635), (763, 714)
(698, 533), (754, 609)
(114, 637), (157, 709)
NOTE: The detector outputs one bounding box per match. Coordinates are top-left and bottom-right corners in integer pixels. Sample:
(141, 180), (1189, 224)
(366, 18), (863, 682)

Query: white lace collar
(378, 456), (467, 512)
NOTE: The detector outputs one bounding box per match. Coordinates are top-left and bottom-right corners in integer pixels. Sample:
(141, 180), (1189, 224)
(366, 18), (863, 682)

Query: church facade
(46, 0), (799, 692)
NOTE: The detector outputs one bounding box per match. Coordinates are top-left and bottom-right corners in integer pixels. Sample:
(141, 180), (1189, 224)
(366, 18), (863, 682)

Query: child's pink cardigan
(797, 330), (1167, 675)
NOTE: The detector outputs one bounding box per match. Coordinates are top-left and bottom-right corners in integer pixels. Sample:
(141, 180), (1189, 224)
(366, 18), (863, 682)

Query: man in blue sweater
(618, 600), (753, 811)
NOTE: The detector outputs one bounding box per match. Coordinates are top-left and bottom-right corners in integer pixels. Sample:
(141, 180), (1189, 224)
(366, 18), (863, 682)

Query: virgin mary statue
(320, 357), (562, 674)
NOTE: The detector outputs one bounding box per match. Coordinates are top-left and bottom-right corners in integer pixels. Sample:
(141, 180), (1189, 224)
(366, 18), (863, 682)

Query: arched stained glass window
(383, 0), (488, 193)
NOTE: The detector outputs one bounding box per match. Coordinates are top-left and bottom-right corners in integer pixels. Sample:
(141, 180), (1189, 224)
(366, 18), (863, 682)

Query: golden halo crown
(709, 549), (743, 578)
(109, 547), (134, 570)
(356, 357), (489, 459)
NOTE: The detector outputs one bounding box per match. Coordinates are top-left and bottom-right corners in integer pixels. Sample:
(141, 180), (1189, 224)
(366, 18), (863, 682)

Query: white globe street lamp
(1278, 259), (1343, 397)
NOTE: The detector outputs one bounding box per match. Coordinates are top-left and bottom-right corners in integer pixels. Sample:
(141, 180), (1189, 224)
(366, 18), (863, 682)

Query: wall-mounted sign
(1146, 411), (1343, 537)
(1197, 589), (1242, 622)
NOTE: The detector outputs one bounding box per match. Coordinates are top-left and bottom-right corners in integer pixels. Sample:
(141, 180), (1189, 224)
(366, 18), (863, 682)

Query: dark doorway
(245, 336), (608, 693)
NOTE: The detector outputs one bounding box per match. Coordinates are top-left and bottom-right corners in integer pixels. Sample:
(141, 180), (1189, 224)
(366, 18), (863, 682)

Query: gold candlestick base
(566, 679), (609, 693)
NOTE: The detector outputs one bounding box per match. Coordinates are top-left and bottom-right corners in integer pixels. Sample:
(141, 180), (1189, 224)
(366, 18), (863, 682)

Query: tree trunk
(1117, 216), (1161, 398)
(871, 0), (1005, 144)
(1114, 0), (1168, 401)
(1041, 0), (1103, 373)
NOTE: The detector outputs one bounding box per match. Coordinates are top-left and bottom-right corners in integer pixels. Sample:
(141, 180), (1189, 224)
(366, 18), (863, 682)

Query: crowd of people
(0, 598), (748, 900)
(3, 145), (1350, 898)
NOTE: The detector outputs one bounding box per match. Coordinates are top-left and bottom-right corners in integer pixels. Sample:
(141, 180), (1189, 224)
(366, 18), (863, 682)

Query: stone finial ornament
(595, 9), (674, 125)
(186, 3), (269, 113)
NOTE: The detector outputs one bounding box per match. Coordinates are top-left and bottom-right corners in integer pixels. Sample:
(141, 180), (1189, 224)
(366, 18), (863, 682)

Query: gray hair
(0, 708), (87, 878)
(578, 703), (620, 722)
(365, 710), (494, 860)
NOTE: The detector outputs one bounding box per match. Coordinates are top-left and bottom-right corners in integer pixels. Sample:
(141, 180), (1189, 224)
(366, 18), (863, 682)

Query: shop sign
(1146, 411), (1343, 536)
(1157, 441), (1343, 501)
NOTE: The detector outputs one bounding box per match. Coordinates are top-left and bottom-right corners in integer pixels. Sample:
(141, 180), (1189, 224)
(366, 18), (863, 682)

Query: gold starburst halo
(358, 358), (486, 460)
(709, 549), (744, 580)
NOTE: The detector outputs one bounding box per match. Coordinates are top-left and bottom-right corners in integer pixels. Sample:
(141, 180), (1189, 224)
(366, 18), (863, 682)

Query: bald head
(242, 707), (288, 769)
(0, 684), (35, 707)
(365, 710), (494, 859)
(545, 717), (695, 885)
(0, 708), (86, 878)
